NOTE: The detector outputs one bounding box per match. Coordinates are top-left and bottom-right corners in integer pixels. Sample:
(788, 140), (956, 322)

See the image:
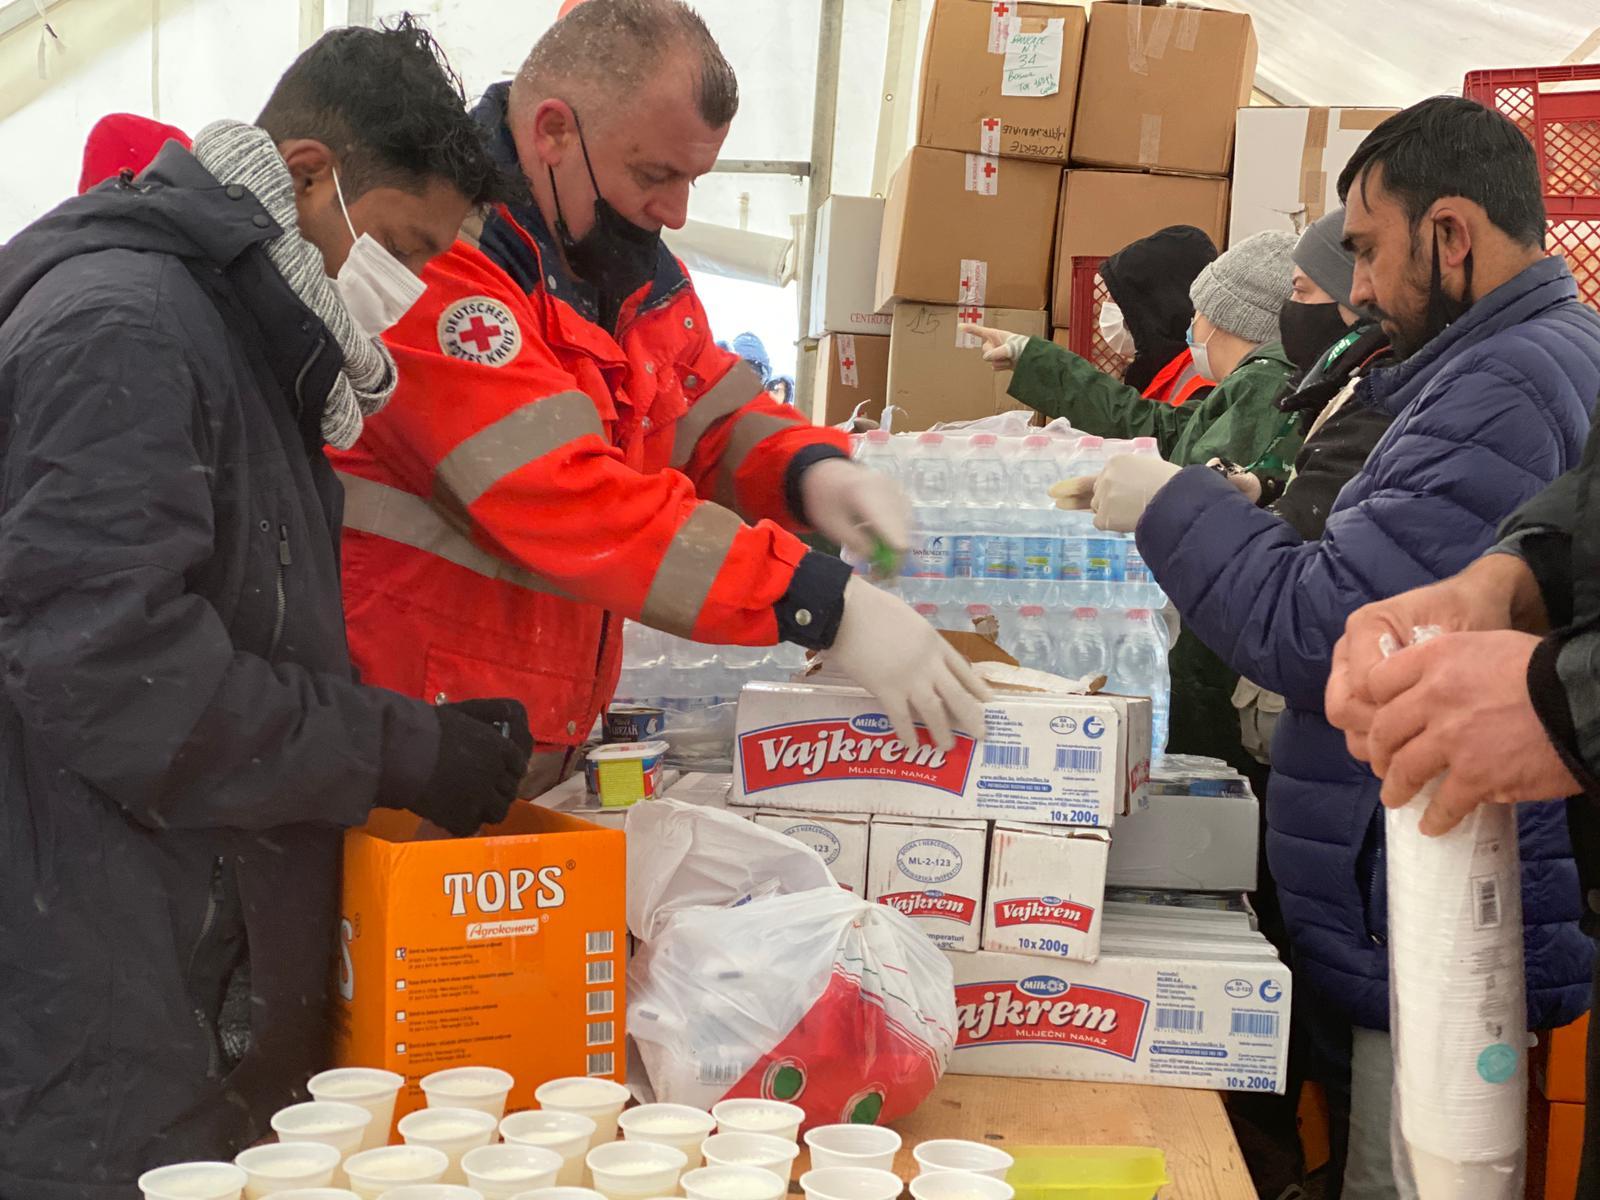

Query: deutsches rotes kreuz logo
(438, 296), (521, 367)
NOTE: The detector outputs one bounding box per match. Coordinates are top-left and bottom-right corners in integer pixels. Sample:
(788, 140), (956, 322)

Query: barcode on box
(1231, 1011), (1280, 1038)
(586, 990), (615, 1015)
(983, 744), (1030, 768)
(1156, 1007), (1203, 1032)
(1055, 747), (1102, 772)
(586, 959), (614, 985)
(586, 1052), (615, 1077)
(585, 931), (614, 956)
(587, 1020), (615, 1047)
(1474, 875), (1502, 930)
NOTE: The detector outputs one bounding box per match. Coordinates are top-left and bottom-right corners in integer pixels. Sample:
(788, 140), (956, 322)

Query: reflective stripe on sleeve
(638, 502), (744, 639)
(712, 410), (805, 511)
(670, 361), (764, 469)
(435, 390), (603, 507)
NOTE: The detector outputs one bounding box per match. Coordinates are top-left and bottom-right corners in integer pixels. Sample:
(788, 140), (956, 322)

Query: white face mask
(1098, 300), (1136, 358)
(330, 169), (427, 338)
(1186, 322), (1217, 381)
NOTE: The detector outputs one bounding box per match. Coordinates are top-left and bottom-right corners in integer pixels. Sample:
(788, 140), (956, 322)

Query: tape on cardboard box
(964, 152), (1001, 195)
(1138, 114), (1163, 166)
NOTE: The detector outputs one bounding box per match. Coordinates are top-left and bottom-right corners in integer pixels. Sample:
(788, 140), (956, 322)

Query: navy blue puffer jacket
(1137, 256), (1599, 1031)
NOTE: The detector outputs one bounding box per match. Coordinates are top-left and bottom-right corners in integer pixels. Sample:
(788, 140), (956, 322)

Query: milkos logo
(954, 976), (1147, 1061)
(738, 714), (977, 797)
(879, 890), (979, 925)
(991, 895), (1096, 932)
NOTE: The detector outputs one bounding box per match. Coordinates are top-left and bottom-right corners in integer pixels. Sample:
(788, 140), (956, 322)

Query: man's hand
(1360, 630), (1578, 835)
(958, 325), (1030, 370)
(1089, 454), (1184, 532)
(1325, 555), (1542, 761)
(800, 459), (911, 561)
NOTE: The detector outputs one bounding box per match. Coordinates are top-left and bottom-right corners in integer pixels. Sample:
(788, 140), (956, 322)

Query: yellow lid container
(1006, 1146), (1167, 1200)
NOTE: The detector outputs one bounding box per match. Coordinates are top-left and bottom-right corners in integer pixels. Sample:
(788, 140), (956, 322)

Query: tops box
(875, 146), (1062, 311)
(808, 196), (894, 338)
(1228, 107), (1399, 242)
(917, 0), (1088, 164)
(1071, 2), (1257, 177)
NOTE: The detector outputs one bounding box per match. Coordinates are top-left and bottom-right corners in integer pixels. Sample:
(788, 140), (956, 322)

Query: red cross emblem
(983, 118), (1001, 132)
(840, 357), (855, 371)
(983, 162), (998, 179)
(958, 308), (984, 323)
(459, 315), (501, 353)
(993, 2), (1009, 17)
(437, 295), (522, 368)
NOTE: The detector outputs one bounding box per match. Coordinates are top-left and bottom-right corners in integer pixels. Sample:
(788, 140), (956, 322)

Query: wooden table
(803, 1076), (1255, 1200)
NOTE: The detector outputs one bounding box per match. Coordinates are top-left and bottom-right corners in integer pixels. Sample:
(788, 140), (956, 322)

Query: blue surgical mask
(1186, 321), (1217, 382)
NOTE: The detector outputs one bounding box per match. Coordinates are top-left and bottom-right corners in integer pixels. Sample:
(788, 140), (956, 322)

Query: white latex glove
(800, 458), (911, 561)
(823, 577), (992, 751)
(958, 324), (1030, 370)
(1048, 454), (1183, 532)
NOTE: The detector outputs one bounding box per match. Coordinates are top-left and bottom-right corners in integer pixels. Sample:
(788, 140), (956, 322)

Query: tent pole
(872, 0), (923, 198)
(795, 0), (845, 413)
(297, 0), (323, 49)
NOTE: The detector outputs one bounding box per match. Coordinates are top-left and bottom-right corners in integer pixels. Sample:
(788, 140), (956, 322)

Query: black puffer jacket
(1100, 224), (1217, 394)
(0, 145), (439, 1198)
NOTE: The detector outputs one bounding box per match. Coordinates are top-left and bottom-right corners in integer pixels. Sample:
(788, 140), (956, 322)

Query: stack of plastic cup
(700, 1133), (802, 1182)
(308, 1068), (406, 1152)
(911, 1141), (1014, 1180)
(709, 1101), (804, 1144)
(803, 1126), (902, 1171)
(421, 1067), (517, 1120)
(272, 1101), (375, 1161)
(798, 1167), (904, 1200)
(585, 1141), (689, 1200)
(137, 1162), (248, 1200)
(680, 1164), (788, 1200)
(535, 1078), (631, 1148)
(617, 1104), (716, 1167)
(909, 1174), (1015, 1200)
(342, 1145), (450, 1199)
(462, 1144), (564, 1200)
(500, 1111), (598, 1186)
(234, 1142), (342, 1198)
(398, 1107), (500, 1185)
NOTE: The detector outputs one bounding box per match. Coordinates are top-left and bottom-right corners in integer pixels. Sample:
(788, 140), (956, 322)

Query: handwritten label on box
(1001, 19), (1064, 98)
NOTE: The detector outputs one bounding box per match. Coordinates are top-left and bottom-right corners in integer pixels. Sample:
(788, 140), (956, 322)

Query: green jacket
(1007, 337), (1300, 777)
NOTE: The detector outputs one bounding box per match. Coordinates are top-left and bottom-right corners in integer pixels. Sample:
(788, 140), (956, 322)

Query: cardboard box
(1536, 1012), (1588, 1103)
(1106, 788), (1259, 892)
(813, 333), (890, 427)
(983, 822), (1110, 962)
(809, 196), (895, 338)
(887, 303), (1046, 429)
(875, 146), (1062, 311)
(1228, 107), (1399, 243)
(868, 815), (989, 952)
(917, 0), (1088, 164)
(949, 933), (1291, 1092)
(1051, 328), (1071, 350)
(1051, 169), (1230, 326)
(748, 810), (871, 894)
(733, 679), (1150, 826)
(335, 805), (626, 1130)
(1071, 2), (1257, 177)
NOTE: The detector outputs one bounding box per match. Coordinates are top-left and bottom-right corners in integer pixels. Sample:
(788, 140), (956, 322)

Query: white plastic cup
(799, 1167), (905, 1200)
(235, 1141), (343, 1198)
(398, 1106), (500, 1184)
(680, 1164), (789, 1200)
(910, 1142), (1013, 1181)
(462, 1143), (565, 1199)
(804, 1126), (903, 1172)
(272, 1101), (377, 1159)
(584, 1140), (689, 1200)
(710, 1100), (805, 1144)
(507, 1190), (608, 1200)
(258, 1192), (361, 1200)
(535, 1078), (631, 1148)
(618, 1103), (716, 1166)
(309, 1068), (407, 1152)
(500, 1110), (598, 1187)
(909, 1173), (1015, 1200)
(420, 1067), (517, 1120)
(343, 1145), (451, 1200)
(138, 1162), (249, 1200)
(370, 1187), (482, 1200)
(700, 1132), (802, 1183)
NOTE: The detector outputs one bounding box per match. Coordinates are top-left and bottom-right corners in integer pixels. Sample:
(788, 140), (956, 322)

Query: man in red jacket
(332, 0), (985, 792)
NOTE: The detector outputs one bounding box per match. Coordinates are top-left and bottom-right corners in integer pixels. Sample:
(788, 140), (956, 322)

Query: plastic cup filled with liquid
(308, 1068), (406, 1152)
(499, 1110), (597, 1187)
(367, 1186), (481, 1200)
(506, 1189), (607, 1200)
(398, 1106), (499, 1184)
(909, 1173), (1014, 1200)
(342, 1145), (450, 1200)
(799, 1167), (905, 1200)
(535, 1078), (631, 1147)
(420, 1066), (517, 1120)
(256, 1191), (361, 1200)
(462, 1143), (565, 1200)
(680, 1164), (788, 1200)
(272, 1101), (376, 1159)
(911, 1141), (1013, 1181)
(709, 1100), (804, 1144)
(234, 1141), (342, 1198)
(138, 1162), (249, 1200)
(617, 1103), (716, 1165)
(803, 1125), (902, 1172)
(700, 1133), (802, 1182)
(585, 1140), (688, 1200)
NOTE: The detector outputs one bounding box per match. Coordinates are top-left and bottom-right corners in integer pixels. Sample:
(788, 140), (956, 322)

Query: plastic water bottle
(1119, 437), (1167, 608)
(1014, 434), (1062, 604)
(1059, 436), (1106, 605)
(1012, 604), (1057, 672)
(905, 431), (954, 600)
(1057, 606), (1109, 682)
(854, 428), (900, 480)
(1111, 608), (1171, 753)
(960, 433), (1014, 601)
(1078, 434), (1121, 609)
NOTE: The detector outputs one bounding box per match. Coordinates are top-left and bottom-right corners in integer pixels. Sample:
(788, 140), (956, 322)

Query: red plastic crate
(1465, 65), (1600, 310)
(1066, 255), (1131, 379)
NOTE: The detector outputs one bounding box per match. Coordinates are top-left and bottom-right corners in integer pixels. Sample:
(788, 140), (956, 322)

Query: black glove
(399, 698), (533, 837)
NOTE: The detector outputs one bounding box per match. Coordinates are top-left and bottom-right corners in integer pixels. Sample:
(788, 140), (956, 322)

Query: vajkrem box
(983, 822), (1110, 962)
(868, 815), (988, 952)
(733, 680), (1150, 827)
(335, 804), (626, 1131)
(745, 809), (871, 894)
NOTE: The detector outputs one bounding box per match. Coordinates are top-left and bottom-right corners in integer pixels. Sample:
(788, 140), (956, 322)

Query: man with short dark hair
(333, 0), (986, 785)
(0, 21), (531, 1196)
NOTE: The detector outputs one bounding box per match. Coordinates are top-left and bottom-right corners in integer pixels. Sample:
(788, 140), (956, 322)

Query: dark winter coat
(0, 145), (439, 1198)
(1101, 224), (1217, 393)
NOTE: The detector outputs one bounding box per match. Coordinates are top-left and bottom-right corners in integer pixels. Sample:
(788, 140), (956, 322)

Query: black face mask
(548, 110), (662, 303)
(1394, 221), (1474, 359)
(1279, 299), (1352, 373)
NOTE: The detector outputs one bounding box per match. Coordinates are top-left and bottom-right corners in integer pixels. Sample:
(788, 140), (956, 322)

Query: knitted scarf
(192, 120), (396, 449)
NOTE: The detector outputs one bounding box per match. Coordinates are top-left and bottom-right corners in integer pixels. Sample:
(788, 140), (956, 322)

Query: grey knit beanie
(1189, 230), (1298, 345)
(1294, 208), (1356, 308)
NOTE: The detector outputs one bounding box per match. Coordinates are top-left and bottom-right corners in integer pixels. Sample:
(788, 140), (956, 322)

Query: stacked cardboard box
(1228, 107), (1399, 243)
(807, 197), (893, 427)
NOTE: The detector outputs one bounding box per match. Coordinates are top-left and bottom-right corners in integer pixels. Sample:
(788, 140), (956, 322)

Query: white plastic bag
(626, 801), (957, 1126)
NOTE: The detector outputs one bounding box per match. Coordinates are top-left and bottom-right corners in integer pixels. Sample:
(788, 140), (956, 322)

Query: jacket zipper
(1367, 839), (1387, 945)
(269, 523), (292, 658)
(185, 856), (226, 1078)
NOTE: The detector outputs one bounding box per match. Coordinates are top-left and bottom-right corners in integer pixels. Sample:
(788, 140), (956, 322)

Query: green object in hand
(869, 537), (902, 581)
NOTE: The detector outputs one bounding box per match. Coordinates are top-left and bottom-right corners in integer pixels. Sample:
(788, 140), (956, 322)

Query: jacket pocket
(422, 643), (590, 747)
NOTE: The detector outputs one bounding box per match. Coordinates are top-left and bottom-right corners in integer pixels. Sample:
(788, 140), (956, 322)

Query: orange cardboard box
(334, 803), (626, 1133)
(1538, 1011), (1588, 1103)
